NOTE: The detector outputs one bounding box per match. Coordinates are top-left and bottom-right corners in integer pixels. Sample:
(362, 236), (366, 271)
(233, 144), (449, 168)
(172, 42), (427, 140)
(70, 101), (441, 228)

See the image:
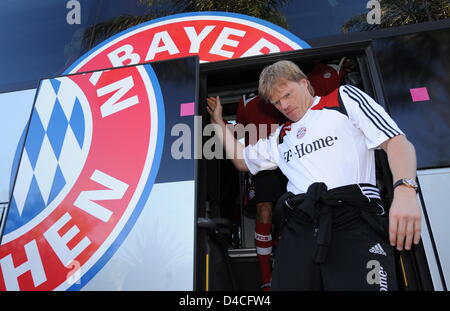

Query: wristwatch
(393, 178), (418, 191)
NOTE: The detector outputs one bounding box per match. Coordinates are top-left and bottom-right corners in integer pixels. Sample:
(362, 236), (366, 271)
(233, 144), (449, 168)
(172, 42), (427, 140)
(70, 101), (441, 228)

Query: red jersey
(308, 58), (349, 96)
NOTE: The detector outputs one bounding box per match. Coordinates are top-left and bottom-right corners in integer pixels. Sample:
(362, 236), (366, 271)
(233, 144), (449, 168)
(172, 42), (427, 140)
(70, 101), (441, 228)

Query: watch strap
(393, 178), (418, 191)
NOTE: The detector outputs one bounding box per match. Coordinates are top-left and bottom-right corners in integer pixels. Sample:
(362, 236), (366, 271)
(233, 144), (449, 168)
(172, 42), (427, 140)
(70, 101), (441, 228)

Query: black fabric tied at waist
(274, 182), (386, 264)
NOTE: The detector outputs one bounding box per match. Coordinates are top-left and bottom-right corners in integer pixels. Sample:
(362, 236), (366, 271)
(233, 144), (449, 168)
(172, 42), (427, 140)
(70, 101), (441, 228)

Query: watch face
(404, 178), (418, 188)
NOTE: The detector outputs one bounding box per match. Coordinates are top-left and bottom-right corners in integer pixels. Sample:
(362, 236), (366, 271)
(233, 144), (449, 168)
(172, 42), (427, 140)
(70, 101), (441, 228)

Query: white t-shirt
(243, 85), (403, 195)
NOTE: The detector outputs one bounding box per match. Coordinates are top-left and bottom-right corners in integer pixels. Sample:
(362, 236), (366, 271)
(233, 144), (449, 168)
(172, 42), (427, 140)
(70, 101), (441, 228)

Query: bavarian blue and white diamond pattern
(9, 77), (86, 230)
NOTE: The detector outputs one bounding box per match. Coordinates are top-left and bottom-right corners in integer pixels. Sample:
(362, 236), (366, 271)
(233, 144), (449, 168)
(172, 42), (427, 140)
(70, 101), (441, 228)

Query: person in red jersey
(236, 91), (287, 291)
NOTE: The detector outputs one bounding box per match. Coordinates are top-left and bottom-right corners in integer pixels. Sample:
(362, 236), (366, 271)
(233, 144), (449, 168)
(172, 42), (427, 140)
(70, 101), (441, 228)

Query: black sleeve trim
(342, 85), (400, 138)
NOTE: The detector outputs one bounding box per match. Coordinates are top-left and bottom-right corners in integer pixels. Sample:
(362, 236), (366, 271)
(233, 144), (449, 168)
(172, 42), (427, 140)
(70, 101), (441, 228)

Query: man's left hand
(389, 187), (421, 251)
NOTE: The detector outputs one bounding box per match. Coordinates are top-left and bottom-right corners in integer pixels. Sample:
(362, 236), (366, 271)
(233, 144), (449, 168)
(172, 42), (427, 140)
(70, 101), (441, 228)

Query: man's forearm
(382, 134), (421, 250)
(382, 135), (417, 184)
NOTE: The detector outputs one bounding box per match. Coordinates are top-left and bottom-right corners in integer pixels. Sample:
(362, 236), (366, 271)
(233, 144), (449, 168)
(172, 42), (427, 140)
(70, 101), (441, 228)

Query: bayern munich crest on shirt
(1, 12), (309, 291)
(297, 127), (307, 139)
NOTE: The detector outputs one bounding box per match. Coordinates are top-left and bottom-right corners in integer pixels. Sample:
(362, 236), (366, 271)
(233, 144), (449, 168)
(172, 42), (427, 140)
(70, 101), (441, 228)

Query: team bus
(0, 0), (448, 291)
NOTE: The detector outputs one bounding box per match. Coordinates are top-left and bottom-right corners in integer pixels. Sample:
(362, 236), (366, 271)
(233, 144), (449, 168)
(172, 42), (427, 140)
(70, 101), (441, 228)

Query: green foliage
(171, 0), (289, 27)
(342, 0), (450, 33)
(82, 0), (290, 50)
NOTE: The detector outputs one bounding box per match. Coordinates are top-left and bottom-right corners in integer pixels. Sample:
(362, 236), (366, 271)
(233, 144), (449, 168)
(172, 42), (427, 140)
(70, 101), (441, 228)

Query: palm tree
(81, 1), (172, 50)
(170, 0), (289, 28)
(81, 0), (290, 51)
(342, 0), (450, 33)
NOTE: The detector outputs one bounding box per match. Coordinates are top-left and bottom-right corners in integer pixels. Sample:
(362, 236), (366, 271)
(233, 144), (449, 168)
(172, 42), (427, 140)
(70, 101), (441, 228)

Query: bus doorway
(196, 41), (433, 291)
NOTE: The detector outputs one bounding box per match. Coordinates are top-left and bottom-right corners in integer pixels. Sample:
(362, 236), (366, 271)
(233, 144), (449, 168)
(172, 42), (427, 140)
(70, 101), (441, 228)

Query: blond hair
(258, 60), (314, 103)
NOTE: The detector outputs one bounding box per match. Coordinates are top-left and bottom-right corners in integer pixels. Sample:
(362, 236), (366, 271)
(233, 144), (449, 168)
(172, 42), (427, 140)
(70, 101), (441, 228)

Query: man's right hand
(206, 96), (224, 124)
(205, 96), (249, 172)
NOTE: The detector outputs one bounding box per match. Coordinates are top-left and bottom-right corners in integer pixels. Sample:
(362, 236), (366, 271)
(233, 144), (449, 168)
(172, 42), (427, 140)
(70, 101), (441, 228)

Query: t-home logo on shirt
(284, 136), (338, 163)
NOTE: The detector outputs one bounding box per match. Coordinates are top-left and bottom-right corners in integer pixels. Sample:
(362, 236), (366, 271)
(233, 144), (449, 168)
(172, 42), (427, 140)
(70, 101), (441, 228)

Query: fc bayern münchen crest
(1, 11), (309, 291)
(297, 127), (307, 139)
(0, 64), (164, 291)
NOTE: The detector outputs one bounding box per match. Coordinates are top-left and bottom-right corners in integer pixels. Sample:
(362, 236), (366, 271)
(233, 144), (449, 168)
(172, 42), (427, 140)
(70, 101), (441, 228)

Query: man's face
(268, 78), (310, 122)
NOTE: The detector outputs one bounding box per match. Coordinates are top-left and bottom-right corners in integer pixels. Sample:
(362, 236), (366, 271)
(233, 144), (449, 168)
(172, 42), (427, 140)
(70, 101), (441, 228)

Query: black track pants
(271, 183), (398, 291)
